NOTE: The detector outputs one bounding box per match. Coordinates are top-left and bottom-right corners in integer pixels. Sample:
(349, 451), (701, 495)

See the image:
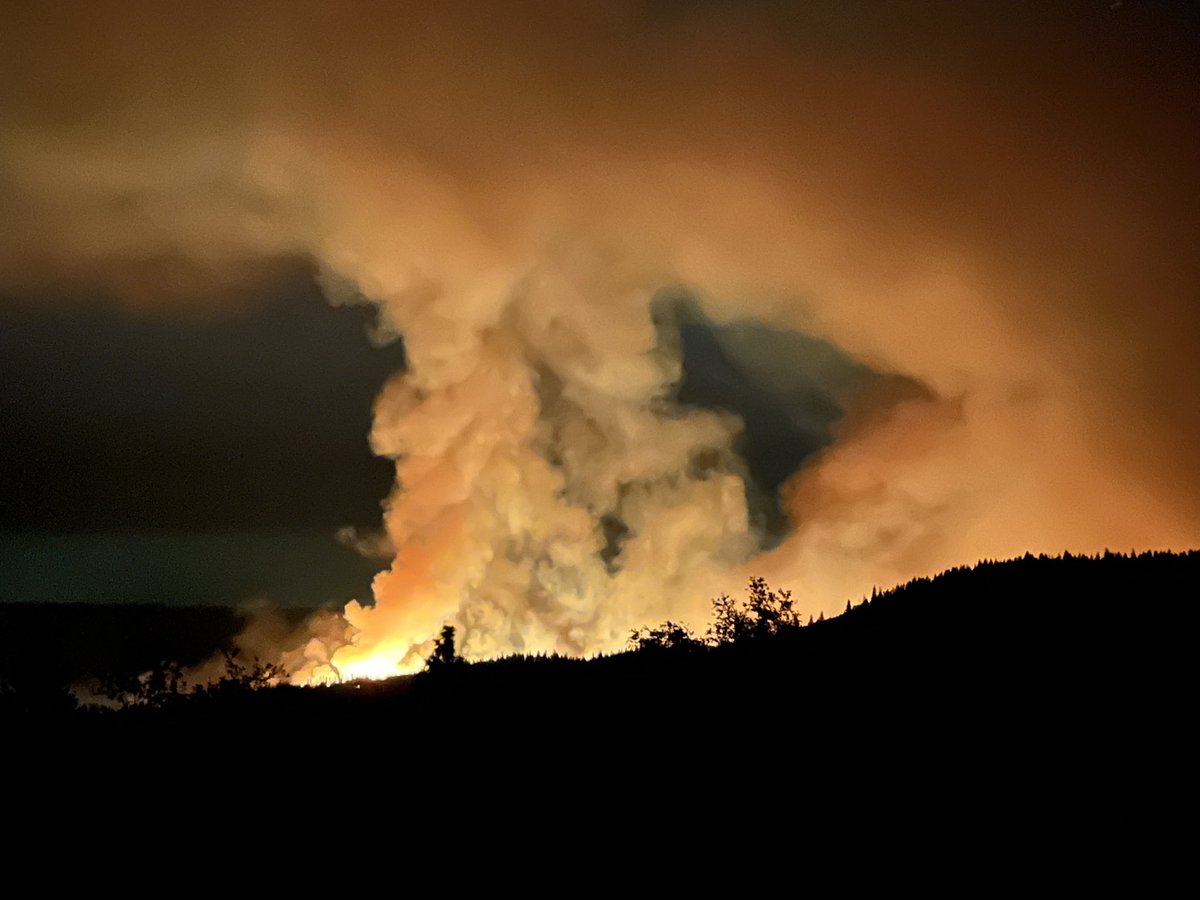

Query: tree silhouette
(708, 577), (800, 644)
(426, 625), (462, 671)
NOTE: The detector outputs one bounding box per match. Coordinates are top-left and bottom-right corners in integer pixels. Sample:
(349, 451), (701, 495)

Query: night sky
(0, 267), (404, 605)
(1, 1), (1197, 675)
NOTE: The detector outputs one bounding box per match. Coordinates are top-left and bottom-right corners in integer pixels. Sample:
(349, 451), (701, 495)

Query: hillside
(3, 551), (1193, 759)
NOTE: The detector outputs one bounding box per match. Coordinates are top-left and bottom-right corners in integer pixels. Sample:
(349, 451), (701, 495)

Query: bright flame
(333, 649), (417, 683)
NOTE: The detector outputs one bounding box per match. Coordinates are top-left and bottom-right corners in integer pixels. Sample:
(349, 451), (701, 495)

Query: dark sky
(0, 269), (403, 532)
(0, 268), (405, 605)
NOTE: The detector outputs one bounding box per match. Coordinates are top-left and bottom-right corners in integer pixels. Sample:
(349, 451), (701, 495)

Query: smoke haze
(3, 1), (1197, 677)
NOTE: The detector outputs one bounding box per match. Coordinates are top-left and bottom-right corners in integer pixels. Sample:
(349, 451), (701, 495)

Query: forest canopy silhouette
(3, 552), (1192, 761)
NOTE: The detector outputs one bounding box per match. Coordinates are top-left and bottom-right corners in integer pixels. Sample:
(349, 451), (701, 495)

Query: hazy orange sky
(2, 1), (1197, 675)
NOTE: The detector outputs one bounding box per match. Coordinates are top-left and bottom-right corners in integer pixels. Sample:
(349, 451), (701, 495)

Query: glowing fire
(295, 634), (429, 685)
(331, 650), (416, 683)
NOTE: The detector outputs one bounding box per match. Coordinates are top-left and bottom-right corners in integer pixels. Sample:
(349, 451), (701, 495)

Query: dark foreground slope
(5, 551), (1193, 767)
(0, 603), (248, 692)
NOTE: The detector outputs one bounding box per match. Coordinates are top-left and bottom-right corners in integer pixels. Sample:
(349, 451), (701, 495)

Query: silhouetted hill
(0, 602), (247, 687)
(4, 551), (1194, 787)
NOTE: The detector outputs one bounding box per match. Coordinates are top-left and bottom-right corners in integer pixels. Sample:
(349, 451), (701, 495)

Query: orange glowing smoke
(2, 3), (1198, 681)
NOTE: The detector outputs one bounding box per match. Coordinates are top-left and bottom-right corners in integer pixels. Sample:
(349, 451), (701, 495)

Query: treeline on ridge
(2, 550), (1191, 756)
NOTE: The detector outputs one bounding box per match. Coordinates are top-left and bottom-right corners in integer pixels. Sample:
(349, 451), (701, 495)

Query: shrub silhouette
(629, 577), (801, 653)
(628, 620), (704, 653)
(203, 649), (285, 696)
(95, 658), (186, 708)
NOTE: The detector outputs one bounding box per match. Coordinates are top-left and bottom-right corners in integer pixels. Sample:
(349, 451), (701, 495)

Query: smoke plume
(3, 1), (1198, 678)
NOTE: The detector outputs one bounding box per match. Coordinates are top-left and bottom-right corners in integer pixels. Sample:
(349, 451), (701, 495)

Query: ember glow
(3, 2), (1198, 682)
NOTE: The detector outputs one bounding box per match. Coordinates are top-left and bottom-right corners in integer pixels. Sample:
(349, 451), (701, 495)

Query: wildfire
(332, 645), (423, 683)
(291, 630), (432, 685)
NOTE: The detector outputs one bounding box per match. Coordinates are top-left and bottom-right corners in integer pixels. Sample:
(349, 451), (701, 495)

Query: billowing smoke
(3, 1), (1198, 678)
